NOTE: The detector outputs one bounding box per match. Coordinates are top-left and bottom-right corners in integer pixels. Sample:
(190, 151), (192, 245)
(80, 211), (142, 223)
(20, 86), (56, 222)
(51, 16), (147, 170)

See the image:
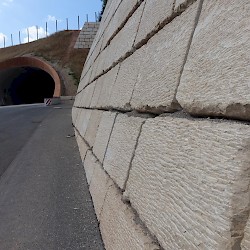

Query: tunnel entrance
(0, 56), (61, 106)
(0, 67), (55, 106)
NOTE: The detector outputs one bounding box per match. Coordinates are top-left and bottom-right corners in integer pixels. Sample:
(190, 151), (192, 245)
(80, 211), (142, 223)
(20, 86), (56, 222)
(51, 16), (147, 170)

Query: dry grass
(0, 30), (89, 85)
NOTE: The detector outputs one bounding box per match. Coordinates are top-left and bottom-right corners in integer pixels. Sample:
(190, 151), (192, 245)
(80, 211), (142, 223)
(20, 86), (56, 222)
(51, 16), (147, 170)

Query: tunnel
(0, 57), (61, 106)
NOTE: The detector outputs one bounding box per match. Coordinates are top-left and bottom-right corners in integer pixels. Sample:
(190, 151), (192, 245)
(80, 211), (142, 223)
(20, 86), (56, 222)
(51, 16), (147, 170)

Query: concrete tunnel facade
(0, 57), (61, 105)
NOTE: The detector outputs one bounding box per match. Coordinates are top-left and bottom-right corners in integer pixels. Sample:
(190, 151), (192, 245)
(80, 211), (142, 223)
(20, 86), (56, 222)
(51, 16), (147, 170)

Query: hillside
(0, 30), (89, 95)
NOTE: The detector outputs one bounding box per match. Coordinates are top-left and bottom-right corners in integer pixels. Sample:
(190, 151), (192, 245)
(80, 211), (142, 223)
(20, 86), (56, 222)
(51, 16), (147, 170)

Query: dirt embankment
(0, 30), (89, 96)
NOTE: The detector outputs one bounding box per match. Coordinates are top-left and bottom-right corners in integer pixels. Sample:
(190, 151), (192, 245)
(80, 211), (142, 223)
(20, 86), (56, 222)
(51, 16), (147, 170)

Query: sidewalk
(0, 101), (104, 249)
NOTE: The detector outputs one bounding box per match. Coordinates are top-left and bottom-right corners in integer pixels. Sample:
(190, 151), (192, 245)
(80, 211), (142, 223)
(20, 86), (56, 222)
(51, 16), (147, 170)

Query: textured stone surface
(101, 0), (139, 50)
(100, 181), (159, 250)
(87, 26), (102, 60)
(72, 107), (81, 128)
(83, 151), (97, 184)
(135, 0), (174, 44)
(109, 48), (144, 110)
(71, 107), (78, 124)
(89, 161), (111, 221)
(79, 81), (96, 108)
(242, 218), (250, 249)
(176, 0), (250, 120)
(93, 112), (117, 163)
(130, 2), (199, 113)
(174, 0), (195, 11)
(74, 129), (89, 162)
(73, 109), (80, 127)
(90, 78), (103, 108)
(104, 3), (145, 71)
(125, 116), (250, 249)
(74, 0), (250, 248)
(84, 110), (103, 147)
(97, 65), (120, 108)
(103, 114), (145, 190)
(100, 0), (122, 37)
(87, 29), (103, 68)
(75, 93), (83, 107)
(77, 109), (92, 138)
(92, 47), (108, 80)
(79, 65), (93, 91)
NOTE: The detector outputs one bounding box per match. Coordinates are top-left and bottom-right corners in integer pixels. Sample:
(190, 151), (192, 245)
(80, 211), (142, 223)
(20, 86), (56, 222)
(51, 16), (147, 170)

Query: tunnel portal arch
(0, 56), (61, 98)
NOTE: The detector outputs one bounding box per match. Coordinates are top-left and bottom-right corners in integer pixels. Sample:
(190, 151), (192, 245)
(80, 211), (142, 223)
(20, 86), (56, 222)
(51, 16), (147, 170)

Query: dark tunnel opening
(0, 67), (55, 106)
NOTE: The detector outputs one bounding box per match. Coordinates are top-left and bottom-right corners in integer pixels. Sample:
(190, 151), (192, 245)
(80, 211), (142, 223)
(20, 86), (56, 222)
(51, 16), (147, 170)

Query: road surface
(0, 103), (104, 249)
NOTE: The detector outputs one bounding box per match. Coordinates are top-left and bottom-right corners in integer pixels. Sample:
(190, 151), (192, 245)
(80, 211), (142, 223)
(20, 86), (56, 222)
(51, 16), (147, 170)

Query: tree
(99, 0), (108, 21)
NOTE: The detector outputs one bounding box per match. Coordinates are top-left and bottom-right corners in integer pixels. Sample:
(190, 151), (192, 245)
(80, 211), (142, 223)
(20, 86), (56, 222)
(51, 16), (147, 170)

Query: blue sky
(0, 0), (102, 48)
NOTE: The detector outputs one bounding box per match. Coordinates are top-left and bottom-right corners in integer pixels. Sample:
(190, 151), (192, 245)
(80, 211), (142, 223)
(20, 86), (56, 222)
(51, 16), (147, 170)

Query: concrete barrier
(44, 97), (61, 106)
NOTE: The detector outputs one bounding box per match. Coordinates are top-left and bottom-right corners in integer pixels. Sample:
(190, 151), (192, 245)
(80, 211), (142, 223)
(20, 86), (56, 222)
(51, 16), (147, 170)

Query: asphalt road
(0, 103), (104, 250)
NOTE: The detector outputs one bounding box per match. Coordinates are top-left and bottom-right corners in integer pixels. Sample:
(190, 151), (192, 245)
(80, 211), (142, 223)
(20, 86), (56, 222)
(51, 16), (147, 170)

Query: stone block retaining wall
(73, 0), (250, 249)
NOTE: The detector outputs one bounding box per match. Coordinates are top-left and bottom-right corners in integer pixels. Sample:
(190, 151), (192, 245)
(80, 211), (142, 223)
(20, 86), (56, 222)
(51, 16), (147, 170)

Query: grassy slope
(0, 30), (89, 94)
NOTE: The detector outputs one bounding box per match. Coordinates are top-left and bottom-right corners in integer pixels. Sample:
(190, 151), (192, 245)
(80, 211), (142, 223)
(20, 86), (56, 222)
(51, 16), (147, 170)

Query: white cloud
(2, 0), (14, 7)
(46, 15), (62, 23)
(22, 26), (48, 43)
(0, 33), (7, 46)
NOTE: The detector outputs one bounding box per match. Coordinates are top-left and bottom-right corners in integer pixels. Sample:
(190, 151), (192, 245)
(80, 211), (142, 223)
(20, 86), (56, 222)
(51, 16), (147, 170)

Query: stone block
(74, 129), (89, 162)
(93, 111), (117, 163)
(74, 94), (82, 106)
(109, 47), (144, 110)
(80, 61), (90, 81)
(77, 109), (92, 138)
(135, 0), (174, 44)
(125, 116), (250, 249)
(90, 78), (103, 108)
(79, 81), (96, 108)
(83, 150), (96, 185)
(100, 0), (122, 36)
(89, 161), (112, 221)
(103, 114), (145, 190)
(79, 66), (92, 92)
(100, 180), (159, 250)
(85, 36), (101, 69)
(101, 0), (139, 50)
(97, 65), (120, 108)
(104, 3), (145, 71)
(130, 2), (199, 113)
(91, 48), (107, 81)
(84, 110), (103, 147)
(176, 0), (250, 121)
(88, 30), (101, 61)
(72, 107), (78, 124)
(242, 218), (250, 249)
(73, 107), (82, 128)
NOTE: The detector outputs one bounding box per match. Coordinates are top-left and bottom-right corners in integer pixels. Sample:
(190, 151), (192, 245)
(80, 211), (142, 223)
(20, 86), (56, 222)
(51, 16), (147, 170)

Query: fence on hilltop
(1, 13), (100, 49)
